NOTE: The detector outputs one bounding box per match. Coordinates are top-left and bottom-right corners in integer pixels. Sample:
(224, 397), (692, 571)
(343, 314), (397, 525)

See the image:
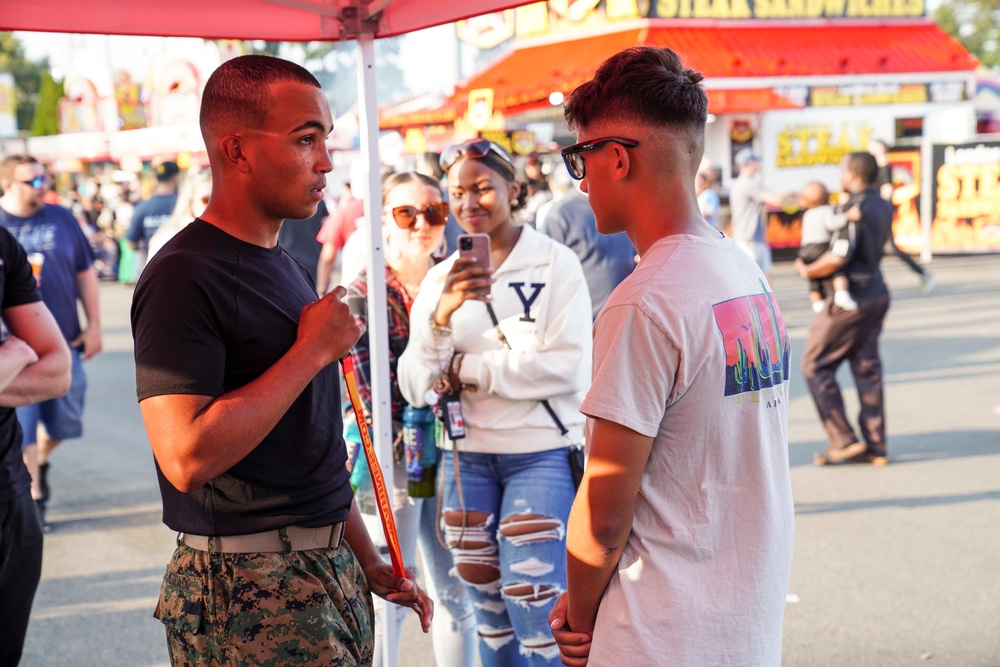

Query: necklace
(402, 282), (421, 297)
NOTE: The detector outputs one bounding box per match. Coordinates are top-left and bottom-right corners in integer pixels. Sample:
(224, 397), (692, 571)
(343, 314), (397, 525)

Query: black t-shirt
(0, 227), (43, 503)
(131, 219), (352, 535)
(844, 187), (894, 298)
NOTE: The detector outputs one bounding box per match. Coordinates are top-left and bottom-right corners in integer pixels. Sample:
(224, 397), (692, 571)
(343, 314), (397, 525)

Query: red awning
(1, 0), (530, 41)
(445, 19), (976, 117)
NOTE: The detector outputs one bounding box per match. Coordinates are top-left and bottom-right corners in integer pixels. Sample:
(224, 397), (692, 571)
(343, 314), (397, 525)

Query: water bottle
(402, 405), (438, 498)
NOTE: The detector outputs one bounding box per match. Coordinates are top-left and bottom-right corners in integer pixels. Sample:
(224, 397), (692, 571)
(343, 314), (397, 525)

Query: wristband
(429, 312), (453, 337)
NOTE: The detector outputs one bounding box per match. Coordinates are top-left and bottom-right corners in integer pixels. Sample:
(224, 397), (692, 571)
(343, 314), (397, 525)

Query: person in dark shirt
(0, 225), (71, 666)
(131, 55), (431, 665)
(797, 152), (894, 466)
(0, 155), (102, 532)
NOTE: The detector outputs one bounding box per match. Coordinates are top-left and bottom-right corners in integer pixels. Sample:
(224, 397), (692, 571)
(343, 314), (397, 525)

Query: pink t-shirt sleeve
(581, 303), (679, 438)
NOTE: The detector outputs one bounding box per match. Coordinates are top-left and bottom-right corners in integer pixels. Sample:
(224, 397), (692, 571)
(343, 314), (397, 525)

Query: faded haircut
(200, 55), (321, 136)
(0, 155), (38, 181)
(564, 46), (708, 132)
(845, 152), (879, 186)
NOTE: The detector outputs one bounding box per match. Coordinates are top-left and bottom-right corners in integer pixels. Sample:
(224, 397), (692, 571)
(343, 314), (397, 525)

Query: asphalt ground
(17, 253), (1000, 667)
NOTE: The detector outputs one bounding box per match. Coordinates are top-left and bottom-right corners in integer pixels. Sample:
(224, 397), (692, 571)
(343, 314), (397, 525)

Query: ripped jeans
(442, 447), (576, 667)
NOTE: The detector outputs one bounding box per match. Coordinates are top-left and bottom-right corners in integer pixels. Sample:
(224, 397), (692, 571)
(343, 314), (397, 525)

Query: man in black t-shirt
(0, 227), (71, 666)
(797, 152), (894, 467)
(131, 55), (431, 665)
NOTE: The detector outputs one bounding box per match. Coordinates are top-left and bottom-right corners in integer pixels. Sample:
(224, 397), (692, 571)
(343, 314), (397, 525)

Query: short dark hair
(564, 47), (708, 131)
(200, 55), (321, 135)
(845, 152), (878, 186)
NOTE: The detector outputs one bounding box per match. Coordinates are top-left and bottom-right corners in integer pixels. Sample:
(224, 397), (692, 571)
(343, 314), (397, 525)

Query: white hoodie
(399, 225), (592, 454)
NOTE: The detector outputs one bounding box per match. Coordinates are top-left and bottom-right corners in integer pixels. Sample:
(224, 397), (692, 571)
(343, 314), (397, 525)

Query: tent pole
(356, 30), (399, 667)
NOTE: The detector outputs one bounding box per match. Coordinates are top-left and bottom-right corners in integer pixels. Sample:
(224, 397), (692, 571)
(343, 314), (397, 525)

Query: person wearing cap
(0, 155), (103, 533)
(728, 147), (787, 280)
(126, 160), (180, 282)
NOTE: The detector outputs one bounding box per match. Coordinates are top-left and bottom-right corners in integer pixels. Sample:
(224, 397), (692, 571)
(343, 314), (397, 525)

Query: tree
(31, 69), (63, 136)
(0, 31), (48, 133)
(935, 0), (1000, 71)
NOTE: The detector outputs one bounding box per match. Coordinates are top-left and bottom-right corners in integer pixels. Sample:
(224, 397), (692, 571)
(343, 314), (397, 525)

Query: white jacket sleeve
(458, 246), (592, 402)
(398, 269), (453, 408)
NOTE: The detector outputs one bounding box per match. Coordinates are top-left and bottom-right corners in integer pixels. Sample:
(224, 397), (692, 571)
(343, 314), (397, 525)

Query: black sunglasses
(561, 137), (641, 180)
(439, 139), (515, 179)
(19, 176), (47, 189)
(391, 203), (450, 229)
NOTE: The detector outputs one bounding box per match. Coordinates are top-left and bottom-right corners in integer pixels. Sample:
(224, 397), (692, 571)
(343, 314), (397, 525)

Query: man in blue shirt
(126, 160), (179, 282)
(0, 155), (103, 531)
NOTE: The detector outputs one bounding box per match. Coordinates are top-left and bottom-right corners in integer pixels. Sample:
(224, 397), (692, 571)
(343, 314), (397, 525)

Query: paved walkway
(18, 254), (1000, 666)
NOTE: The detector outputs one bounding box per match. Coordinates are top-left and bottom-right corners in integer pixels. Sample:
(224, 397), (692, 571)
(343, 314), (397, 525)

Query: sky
(15, 24), (460, 97)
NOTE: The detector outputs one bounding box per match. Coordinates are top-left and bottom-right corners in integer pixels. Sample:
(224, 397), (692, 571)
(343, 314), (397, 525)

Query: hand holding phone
(434, 233), (494, 327)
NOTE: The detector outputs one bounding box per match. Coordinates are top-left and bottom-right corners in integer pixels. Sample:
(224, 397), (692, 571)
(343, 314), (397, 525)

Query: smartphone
(458, 233), (491, 269)
(457, 233), (491, 297)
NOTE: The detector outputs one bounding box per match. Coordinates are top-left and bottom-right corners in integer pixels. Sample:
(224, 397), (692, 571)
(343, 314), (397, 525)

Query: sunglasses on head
(391, 202), (449, 229)
(19, 176), (47, 189)
(561, 137), (641, 180)
(439, 139), (515, 178)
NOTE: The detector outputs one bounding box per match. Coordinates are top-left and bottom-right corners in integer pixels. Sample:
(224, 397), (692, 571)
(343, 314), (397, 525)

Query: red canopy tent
(1, 2), (532, 664)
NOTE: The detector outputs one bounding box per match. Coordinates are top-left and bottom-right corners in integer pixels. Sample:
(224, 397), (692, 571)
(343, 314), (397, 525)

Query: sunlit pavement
(19, 253), (1000, 667)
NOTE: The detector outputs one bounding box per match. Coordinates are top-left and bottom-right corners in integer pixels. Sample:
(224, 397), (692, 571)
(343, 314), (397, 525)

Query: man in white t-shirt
(548, 46), (794, 666)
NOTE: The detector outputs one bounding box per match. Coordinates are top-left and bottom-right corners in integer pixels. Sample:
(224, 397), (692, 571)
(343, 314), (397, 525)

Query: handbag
(486, 303), (585, 491)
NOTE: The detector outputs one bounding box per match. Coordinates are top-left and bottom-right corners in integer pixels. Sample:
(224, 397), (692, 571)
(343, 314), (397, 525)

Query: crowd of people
(0, 45), (938, 667)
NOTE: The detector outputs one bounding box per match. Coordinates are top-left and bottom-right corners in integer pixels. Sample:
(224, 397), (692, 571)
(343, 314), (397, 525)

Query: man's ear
(219, 135), (251, 174)
(611, 142), (631, 181)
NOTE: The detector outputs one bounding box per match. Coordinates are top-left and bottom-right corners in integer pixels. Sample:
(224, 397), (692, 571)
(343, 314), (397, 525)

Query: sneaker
(920, 273), (936, 295)
(811, 300), (825, 314)
(833, 290), (858, 311)
(33, 499), (51, 533)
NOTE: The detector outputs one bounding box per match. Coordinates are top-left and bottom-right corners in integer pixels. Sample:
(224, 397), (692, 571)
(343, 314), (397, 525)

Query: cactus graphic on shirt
(714, 281), (791, 397)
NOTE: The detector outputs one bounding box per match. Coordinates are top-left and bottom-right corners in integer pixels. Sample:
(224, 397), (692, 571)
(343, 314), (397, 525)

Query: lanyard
(341, 355), (406, 578)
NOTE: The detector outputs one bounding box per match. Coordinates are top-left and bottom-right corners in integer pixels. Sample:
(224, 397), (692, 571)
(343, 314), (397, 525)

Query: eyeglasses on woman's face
(560, 137), (641, 180)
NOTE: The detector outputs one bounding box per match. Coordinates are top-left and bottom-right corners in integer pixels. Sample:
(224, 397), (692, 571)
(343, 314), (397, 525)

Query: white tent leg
(356, 31), (399, 667)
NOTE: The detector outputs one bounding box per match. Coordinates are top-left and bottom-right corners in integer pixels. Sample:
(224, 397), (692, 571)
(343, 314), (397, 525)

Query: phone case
(458, 233), (491, 270)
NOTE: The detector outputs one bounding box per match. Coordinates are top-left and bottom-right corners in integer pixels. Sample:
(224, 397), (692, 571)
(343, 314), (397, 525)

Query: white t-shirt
(581, 232), (794, 666)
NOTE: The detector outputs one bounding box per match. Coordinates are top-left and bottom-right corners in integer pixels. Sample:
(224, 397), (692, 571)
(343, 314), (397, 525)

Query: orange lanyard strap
(341, 355), (406, 578)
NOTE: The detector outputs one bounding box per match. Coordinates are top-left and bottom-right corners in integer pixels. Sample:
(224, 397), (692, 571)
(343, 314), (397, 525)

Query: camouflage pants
(155, 540), (374, 666)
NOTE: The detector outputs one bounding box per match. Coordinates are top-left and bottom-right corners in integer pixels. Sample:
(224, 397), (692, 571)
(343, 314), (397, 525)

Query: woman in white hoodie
(398, 139), (592, 667)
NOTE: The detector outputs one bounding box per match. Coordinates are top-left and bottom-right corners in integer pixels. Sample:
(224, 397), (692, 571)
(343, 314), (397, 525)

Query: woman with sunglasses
(346, 171), (476, 667)
(398, 140), (593, 666)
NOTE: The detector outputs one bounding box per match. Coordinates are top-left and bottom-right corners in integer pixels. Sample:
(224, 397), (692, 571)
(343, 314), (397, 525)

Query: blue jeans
(363, 457), (476, 666)
(442, 448), (576, 667)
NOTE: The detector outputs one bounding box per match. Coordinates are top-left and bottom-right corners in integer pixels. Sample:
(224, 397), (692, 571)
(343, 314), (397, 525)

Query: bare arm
(72, 267), (102, 360)
(761, 191), (789, 208)
(138, 288), (362, 492)
(316, 242), (337, 296)
(0, 302), (72, 407)
(566, 418), (654, 634)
